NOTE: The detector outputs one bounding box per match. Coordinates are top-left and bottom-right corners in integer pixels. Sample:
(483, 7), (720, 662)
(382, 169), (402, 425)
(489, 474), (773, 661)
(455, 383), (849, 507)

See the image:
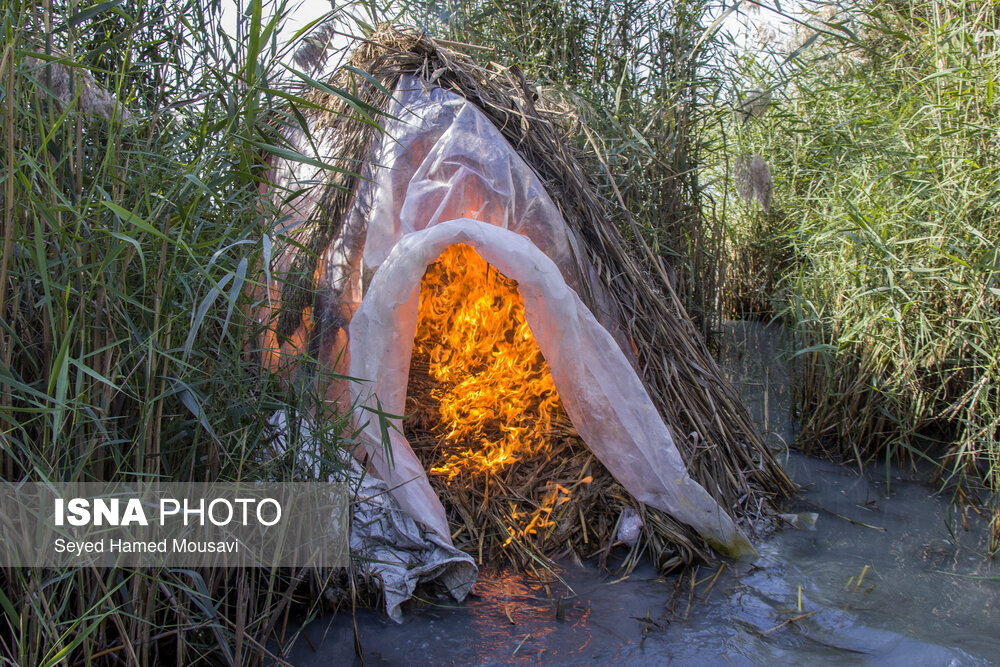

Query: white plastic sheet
(349, 220), (752, 557)
(266, 410), (477, 622)
(361, 75), (577, 275)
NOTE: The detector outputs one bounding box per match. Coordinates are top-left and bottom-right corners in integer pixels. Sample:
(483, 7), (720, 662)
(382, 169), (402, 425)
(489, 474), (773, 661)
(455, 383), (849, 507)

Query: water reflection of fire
(405, 243), (565, 479)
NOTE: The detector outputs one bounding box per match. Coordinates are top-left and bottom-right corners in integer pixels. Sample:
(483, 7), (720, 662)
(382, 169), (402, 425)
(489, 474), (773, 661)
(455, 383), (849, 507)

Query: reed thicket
(5, 0), (995, 661)
(722, 0), (999, 548)
(0, 0), (748, 659)
(0, 0), (363, 662)
(1, 0), (744, 659)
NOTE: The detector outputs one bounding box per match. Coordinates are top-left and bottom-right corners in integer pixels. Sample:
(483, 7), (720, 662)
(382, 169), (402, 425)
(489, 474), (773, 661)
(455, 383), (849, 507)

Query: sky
(219, 0), (341, 61)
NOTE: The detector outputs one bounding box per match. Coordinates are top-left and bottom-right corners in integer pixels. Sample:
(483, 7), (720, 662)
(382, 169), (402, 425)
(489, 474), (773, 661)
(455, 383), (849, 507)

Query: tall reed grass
(722, 0), (999, 550)
(0, 0), (369, 662)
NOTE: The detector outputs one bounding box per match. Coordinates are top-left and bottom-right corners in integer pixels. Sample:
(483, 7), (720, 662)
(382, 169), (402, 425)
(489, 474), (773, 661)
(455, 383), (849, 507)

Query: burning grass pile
(403, 244), (704, 570)
(405, 406), (703, 573)
(275, 24), (795, 573)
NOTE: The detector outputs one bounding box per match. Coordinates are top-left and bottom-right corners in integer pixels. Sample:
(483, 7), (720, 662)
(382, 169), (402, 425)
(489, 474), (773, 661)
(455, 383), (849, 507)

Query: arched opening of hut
(404, 243), (598, 564)
(406, 243), (562, 477)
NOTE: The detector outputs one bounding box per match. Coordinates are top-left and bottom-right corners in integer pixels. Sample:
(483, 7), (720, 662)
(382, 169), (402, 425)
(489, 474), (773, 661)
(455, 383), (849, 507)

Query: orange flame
(411, 244), (561, 478)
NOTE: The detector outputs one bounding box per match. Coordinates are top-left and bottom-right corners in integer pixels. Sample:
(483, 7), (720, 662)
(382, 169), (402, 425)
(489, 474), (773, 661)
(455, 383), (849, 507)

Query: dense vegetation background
(0, 0), (996, 662)
(721, 1), (999, 540)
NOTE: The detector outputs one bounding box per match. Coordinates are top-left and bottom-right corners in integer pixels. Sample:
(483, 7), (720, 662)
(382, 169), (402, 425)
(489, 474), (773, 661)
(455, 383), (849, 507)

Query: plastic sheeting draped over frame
(349, 220), (752, 557)
(356, 75), (629, 355)
(361, 75), (578, 274)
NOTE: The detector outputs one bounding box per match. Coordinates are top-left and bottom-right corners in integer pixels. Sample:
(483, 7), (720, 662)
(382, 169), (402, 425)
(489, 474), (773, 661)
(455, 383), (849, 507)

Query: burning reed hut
(259, 25), (793, 577)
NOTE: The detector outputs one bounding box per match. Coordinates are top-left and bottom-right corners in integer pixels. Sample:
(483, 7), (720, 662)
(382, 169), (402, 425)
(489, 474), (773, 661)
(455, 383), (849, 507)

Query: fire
(409, 243), (561, 478)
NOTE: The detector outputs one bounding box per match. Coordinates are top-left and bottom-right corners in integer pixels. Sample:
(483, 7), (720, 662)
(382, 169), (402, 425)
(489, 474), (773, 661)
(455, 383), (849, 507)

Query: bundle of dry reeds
(405, 361), (704, 572)
(274, 24), (795, 571)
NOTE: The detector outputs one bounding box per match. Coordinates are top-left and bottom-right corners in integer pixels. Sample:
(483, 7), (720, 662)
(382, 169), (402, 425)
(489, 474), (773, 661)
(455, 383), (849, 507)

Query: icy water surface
(286, 322), (1000, 665)
(287, 451), (999, 665)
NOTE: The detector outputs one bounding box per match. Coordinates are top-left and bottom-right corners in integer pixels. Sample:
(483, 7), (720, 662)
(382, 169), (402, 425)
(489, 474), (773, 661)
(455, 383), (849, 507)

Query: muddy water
(287, 322), (1000, 665)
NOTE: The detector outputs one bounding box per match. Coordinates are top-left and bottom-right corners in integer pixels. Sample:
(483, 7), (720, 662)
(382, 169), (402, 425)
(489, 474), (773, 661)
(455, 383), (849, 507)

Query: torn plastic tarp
(349, 219), (753, 557)
(266, 410), (477, 622)
(260, 74), (632, 406)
